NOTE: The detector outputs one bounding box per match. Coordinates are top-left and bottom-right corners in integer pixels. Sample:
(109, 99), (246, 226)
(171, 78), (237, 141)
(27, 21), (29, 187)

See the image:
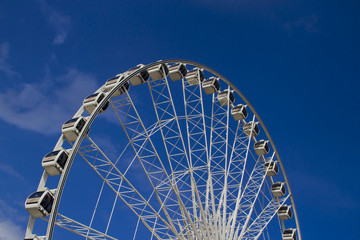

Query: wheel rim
(25, 59), (301, 240)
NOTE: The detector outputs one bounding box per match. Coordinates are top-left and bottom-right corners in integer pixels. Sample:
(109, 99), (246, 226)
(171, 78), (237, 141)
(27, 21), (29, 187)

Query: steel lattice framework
(24, 60), (301, 240)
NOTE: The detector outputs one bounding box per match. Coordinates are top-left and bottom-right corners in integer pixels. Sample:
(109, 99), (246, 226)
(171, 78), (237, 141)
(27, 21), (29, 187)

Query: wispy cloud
(0, 199), (26, 240)
(0, 164), (26, 182)
(0, 42), (20, 77)
(0, 220), (24, 240)
(283, 14), (319, 33)
(0, 68), (98, 135)
(0, 200), (27, 223)
(38, 0), (71, 44)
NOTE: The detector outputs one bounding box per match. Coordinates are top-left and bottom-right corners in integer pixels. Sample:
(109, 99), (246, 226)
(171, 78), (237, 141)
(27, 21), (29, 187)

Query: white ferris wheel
(24, 60), (302, 240)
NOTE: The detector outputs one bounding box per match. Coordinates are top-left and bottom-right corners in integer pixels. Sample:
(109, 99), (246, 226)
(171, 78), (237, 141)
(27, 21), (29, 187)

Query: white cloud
(38, 0), (71, 44)
(0, 200), (27, 223)
(0, 200), (26, 240)
(0, 220), (24, 240)
(0, 164), (25, 182)
(0, 42), (20, 77)
(0, 68), (98, 135)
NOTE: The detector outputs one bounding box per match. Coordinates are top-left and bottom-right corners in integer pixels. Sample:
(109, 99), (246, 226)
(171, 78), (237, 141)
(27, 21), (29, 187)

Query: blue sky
(0, 0), (359, 239)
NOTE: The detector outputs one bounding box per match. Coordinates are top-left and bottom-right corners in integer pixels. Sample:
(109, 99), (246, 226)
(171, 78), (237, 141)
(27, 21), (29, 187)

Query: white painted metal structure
(24, 60), (302, 240)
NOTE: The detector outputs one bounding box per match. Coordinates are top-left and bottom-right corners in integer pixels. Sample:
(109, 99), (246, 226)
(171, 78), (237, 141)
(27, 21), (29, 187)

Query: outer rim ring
(36, 59), (302, 240)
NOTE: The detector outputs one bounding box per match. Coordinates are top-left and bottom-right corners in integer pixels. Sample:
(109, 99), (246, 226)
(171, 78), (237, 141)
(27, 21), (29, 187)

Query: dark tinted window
(140, 71), (150, 81)
(272, 183), (282, 189)
(199, 70), (204, 81)
(163, 64), (169, 75)
(230, 92), (235, 102)
(265, 143), (270, 152)
(85, 93), (98, 99)
(106, 76), (119, 82)
(123, 82), (130, 90)
(102, 101), (110, 111)
(64, 118), (78, 124)
(57, 152), (68, 168)
(29, 191), (45, 199)
(233, 105), (242, 110)
(254, 125), (260, 133)
(255, 140), (265, 147)
(45, 150), (60, 158)
(180, 65), (187, 76)
(279, 206), (288, 211)
(214, 79), (220, 90)
(97, 93), (104, 103)
(40, 193), (53, 213)
(243, 107), (248, 117)
(76, 119), (85, 131)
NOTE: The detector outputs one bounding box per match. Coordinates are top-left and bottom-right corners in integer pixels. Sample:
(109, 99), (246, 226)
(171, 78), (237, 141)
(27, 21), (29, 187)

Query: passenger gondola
(25, 189), (55, 218)
(168, 63), (187, 81)
(62, 116), (87, 142)
(271, 182), (286, 197)
(217, 90), (235, 106)
(254, 140), (270, 155)
(42, 148), (69, 176)
(148, 63), (169, 80)
(83, 92), (109, 115)
(185, 68), (204, 86)
(104, 74), (130, 96)
(278, 205), (292, 220)
(231, 104), (248, 121)
(264, 161), (279, 176)
(243, 121), (260, 137)
(282, 229), (297, 240)
(126, 64), (150, 86)
(202, 77), (221, 94)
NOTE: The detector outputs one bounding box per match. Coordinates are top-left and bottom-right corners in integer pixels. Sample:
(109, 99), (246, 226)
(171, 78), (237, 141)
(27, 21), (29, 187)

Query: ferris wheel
(24, 60), (301, 240)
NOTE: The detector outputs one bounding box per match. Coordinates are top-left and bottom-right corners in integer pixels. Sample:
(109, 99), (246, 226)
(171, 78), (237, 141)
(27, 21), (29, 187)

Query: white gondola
(231, 104), (248, 121)
(148, 63), (169, 80)
(62, 117), (87, 142)
(202, 77), (221, 94)
(126, 64), (150, 86)
(168, 63), (187, 81)
(104, 74), (130, 96)
(254, 140), (270, 155)
(264, 161), (279, 176)
(278, 205), (292, 220)
(83, 92), (109, 115)
(25, 189), (54, 218)
(282, 229), (297, 240)
(243, 121), (260, 137)
(271, 182), (286, 197)
(217, 90), (235, 106)
(185, 68), (204, 86)
(42, 148), (69, 176)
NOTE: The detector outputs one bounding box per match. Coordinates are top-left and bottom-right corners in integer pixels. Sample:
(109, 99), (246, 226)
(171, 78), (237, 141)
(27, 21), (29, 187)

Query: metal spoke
(242, 194), (290, 240)
(42, 213), (117, 240)
(78, 136), (172, 240)
(147, 75), (206, 240)
(182, 78), (214, 239)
